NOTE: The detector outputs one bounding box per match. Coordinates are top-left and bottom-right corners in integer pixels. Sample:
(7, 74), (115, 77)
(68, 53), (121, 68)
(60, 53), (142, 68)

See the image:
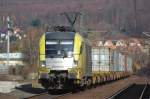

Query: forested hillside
(0, 0), (150, 37)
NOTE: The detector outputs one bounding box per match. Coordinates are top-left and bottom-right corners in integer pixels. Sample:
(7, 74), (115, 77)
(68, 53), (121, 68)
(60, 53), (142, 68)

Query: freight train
(38, 31), (132, 91)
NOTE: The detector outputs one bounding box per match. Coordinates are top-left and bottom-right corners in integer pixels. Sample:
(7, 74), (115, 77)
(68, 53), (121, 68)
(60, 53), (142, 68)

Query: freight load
(91, 47), (114, 72)
(91, 47), (133, 72)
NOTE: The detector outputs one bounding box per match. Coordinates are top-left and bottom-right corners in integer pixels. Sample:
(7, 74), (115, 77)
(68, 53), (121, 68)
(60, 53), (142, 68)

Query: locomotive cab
(38, 32), (89, 90)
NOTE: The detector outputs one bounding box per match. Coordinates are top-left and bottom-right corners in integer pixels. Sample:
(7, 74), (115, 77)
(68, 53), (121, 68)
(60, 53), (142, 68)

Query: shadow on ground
(16, 84), (70, 95)
(16, 84), (46, 94)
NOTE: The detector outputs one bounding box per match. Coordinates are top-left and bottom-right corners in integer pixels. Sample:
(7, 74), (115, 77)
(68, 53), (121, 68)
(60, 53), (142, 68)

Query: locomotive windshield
(46, 40), (74, 58)
(60, 40), (73, 51)
(46, 41), (58, 55)
(45, 32), (75, 58)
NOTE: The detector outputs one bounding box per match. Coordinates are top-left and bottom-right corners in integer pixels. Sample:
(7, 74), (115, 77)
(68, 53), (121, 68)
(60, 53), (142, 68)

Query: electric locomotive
(39, 31), (92, 90)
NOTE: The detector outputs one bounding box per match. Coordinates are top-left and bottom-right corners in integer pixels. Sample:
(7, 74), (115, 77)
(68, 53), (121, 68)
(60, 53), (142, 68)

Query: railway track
(25, 77), (130, 99)
(108, 83), (150, 99)
(24, 91), (71, 99)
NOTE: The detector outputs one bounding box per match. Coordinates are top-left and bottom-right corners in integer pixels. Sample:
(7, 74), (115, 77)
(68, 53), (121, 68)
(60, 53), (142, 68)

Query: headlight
(67, 51), (73, 57)
(41, 64), (45, 67)
(41, 61), (46, 67)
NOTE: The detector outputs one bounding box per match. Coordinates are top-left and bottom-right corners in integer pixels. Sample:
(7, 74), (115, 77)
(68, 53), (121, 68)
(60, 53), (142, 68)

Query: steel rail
(23, 92), (48, 99)
(107, 83), (135, 99)
(51, 92), (72, 99)
(139, 84), (148, 99)
(24, 92), (72, 99)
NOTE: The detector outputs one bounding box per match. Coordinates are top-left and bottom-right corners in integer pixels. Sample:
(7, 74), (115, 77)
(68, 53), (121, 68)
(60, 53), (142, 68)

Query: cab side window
(80, 42), (83, 54)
